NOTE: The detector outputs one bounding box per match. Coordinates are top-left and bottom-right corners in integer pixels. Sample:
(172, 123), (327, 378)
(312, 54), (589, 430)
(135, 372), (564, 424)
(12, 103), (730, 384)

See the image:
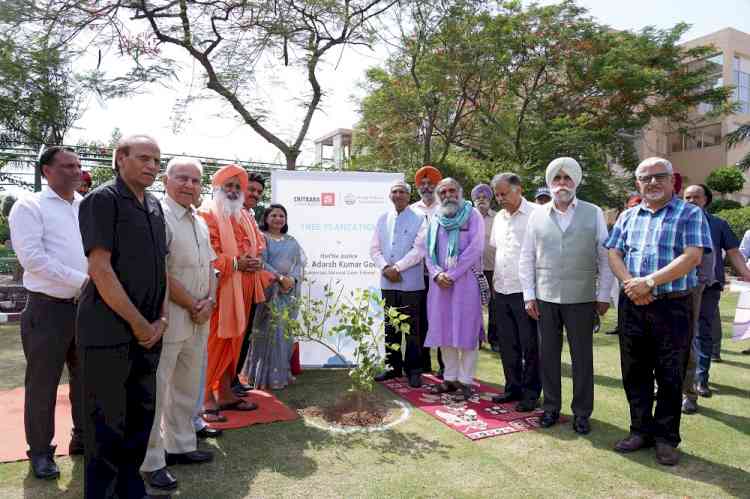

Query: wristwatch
(645, 277), (656, 289)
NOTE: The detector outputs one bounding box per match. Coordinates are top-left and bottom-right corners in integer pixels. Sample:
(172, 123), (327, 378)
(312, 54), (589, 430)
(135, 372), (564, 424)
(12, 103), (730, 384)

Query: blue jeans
(694, 286), (721, 385)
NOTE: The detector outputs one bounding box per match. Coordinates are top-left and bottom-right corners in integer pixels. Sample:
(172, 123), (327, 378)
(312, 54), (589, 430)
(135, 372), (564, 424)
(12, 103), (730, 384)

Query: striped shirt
(604, 196), (712, 295)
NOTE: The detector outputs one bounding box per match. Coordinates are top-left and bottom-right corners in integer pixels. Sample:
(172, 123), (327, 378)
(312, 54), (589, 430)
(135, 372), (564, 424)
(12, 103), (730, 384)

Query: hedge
(716, 207), (750, 239)
(707, 199), (742, 214)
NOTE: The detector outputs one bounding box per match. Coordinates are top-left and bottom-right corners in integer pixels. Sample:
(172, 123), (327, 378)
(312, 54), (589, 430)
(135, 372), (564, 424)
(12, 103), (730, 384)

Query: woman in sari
(242, 204), (303, 390)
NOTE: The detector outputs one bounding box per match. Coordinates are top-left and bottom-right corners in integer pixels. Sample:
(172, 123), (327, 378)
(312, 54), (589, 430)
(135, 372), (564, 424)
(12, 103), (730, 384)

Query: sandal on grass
(219, 400), (258, 411)
(430, 382), (458, 394)
(202, 408), (227, 423)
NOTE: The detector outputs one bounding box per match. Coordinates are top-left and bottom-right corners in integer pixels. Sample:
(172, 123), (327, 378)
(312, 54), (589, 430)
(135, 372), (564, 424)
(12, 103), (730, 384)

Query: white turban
(545, 157), (582, 188)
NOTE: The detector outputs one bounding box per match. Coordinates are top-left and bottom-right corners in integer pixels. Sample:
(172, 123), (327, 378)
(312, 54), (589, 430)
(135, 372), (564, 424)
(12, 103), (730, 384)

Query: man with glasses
(606, 157), (712, 466)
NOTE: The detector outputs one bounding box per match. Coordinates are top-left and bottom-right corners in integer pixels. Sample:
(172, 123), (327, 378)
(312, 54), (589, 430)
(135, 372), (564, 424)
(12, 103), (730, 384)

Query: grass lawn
(0, 295), (748, 498)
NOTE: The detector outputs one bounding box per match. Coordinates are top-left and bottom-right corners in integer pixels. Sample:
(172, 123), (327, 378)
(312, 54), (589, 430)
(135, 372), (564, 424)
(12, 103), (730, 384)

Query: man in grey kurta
(424, 178), (485, 400)
(141, 158), (217, 487)
(519, 157), (614, 434)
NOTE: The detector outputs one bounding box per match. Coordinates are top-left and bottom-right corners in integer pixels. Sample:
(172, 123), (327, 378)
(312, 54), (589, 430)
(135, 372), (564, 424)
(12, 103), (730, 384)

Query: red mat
(0, 384), (73, 463)
(0, 384), (297, 463)
(206, 389), (298, 430)
(381, 375), (564, 440)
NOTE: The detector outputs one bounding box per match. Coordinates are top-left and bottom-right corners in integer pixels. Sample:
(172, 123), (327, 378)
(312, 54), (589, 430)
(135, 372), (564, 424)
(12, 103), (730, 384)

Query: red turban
(80, 171), (92, 185)
(212, 164), (248, 192)
(673, 172), (683, 194)
(415, 165), (442, 185)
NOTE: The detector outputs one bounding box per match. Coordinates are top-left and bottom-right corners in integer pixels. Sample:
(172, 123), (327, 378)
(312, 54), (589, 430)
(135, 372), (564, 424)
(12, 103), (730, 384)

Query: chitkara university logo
(321, 192), (335, 206)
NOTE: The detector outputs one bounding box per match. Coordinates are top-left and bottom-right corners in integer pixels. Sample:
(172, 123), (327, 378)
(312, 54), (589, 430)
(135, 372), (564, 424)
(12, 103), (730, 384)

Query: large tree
(9, 0), (399, 170)
(354, 1), (733, 205)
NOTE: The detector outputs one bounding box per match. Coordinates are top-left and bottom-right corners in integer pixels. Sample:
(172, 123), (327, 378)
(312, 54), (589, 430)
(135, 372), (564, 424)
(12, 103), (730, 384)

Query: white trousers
(141, 331), (206, 472)
(441, 347), (478, 386)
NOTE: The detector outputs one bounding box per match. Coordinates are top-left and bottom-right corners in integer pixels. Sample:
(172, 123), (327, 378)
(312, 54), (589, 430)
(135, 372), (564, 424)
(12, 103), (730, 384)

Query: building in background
(314, 128), (352, 169)
(637, 27), (750, 201)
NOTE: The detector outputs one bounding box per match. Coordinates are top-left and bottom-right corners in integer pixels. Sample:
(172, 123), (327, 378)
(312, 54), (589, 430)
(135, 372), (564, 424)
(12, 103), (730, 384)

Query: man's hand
(279, 276), (294, 293)
(624, 277), (652, 300)
(141, 319), (166, 349)
(236, 255), (253, 272)
(191, 298), (213, 324)
(383, 266), (402, 283)
(525, 300), (540, 320)
(435, 272), (453, 289)
(132, 319), (155, 346)
(596, 301), (610, 316)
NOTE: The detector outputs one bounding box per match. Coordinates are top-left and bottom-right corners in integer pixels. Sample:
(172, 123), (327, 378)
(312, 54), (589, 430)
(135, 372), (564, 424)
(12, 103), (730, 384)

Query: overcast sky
(67, 0), (750, 166)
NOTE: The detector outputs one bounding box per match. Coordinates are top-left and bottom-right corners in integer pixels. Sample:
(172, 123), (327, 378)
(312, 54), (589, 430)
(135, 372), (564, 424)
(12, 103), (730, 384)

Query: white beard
(552, 186), (575, 204)
(439, 198), (461, 217)
(214, 188), (245, 218)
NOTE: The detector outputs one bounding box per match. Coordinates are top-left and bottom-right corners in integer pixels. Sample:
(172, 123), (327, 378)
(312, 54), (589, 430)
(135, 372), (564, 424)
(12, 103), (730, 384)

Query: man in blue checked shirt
(605, 157), (712, 467)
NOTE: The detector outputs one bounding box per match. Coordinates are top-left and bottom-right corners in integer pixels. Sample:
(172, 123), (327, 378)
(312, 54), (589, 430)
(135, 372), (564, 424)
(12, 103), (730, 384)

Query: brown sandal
(201, 408), (227, 423)
(219, 400), (258, 411)
(430, 382), (458, 394)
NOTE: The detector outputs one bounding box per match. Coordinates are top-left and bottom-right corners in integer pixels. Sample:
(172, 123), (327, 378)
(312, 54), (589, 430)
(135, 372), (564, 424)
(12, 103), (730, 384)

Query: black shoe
(614, 433), (654, 453)
(29, 450), (59, 480)
(196, 427), (223, 439)
(742, 348), (750, 355)
(605, 328), (619, 335)
(231, 385), (252, 397)
(655, 442), (681, 466)
(408, 372), (422, 388)
(539, 411), (559, 428)
(491, 392), (521, 404)
(490, 343), (500, 353)
(232, 382), (252, 391)
(166, 450), (214, 465)
(142, 467), (178, 491)
(695, 382), (712, 398)
(436, 369), (444, 380)
(68, 435), (84, 455)
(572, 416), (591, 435)
(711, 354), (722, 363)
(374, 370), (401, 382)
(515, 399), (539, 412)
(682, 397), (699, 415)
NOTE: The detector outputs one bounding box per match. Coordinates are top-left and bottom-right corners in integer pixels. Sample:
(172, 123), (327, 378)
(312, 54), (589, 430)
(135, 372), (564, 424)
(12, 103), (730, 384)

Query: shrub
(707, 199), (742, 214)
(706, 166), (746, 196)
(716, 207), (750, 239)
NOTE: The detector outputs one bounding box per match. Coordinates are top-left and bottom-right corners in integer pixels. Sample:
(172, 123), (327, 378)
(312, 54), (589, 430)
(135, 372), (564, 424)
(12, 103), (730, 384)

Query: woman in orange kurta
(199, 165), (273, 417)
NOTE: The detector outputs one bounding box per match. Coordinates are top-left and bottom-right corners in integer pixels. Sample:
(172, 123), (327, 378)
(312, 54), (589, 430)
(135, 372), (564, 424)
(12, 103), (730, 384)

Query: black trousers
(494, 292), (541, 401)
(619, 291), (692, 447)
(538, 301), (595, 417)
(419, 274), (444, 372)
(81, 341), (160, 499)
(484, 271), (499, 346)
(382, 289), (424, 375)
(235, 302), (257, 379)
(21, 294), (82, 456)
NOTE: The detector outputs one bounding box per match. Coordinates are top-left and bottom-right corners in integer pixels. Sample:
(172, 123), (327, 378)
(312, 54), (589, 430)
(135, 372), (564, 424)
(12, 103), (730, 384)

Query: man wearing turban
(519, 157), (614, 434)
(411, 165), (445, 376)
(199, 165), (273, 420)
(471, 183), (499, 351)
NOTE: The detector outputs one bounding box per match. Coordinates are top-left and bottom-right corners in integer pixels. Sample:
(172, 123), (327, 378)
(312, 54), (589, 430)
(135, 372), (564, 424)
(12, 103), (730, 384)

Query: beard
(643, 188), (665, 202)
(552, 186), (575, 204)
(214, 188), (245, 218)
(474, 199), (490, 212)
(419, 186), (435, 204)
(439, 197), (462, 218)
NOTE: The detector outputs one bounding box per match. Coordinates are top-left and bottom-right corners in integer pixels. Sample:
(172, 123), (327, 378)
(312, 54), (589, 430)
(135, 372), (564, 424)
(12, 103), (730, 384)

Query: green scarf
(427, 200), (473, 268)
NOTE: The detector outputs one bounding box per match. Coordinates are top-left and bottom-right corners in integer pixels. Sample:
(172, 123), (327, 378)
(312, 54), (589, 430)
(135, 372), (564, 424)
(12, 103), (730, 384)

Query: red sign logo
(321, 192), (335, 206)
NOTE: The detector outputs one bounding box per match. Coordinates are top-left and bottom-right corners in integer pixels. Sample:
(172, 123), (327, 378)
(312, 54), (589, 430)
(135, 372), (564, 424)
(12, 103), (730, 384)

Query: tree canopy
(353, 0), (733, 206)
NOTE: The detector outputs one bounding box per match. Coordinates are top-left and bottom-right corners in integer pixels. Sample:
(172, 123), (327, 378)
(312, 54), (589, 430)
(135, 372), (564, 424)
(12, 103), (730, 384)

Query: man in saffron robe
(424, 178), (485, 400)
(199, 165), (272, 418)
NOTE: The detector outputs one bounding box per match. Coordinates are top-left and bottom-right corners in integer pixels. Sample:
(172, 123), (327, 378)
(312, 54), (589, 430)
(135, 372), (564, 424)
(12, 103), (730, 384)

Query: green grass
(0, 296), (748, 498)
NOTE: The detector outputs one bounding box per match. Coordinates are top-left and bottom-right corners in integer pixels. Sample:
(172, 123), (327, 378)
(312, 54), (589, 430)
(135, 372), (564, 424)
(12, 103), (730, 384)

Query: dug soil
(293, 391), (400, 427)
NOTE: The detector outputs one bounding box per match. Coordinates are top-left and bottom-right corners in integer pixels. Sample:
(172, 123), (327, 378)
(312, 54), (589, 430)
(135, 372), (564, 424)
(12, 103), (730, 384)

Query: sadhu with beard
(198, 165), (273, 419)
(519, 157), (614, 435)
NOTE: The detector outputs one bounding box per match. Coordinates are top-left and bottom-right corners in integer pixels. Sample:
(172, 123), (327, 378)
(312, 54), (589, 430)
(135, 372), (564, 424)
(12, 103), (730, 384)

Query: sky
(67, 0), (750, 166)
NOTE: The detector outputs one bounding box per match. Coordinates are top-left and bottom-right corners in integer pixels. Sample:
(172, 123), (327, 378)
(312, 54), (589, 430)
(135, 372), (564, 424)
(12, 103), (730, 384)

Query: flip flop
(219, 400), (258, 411)
(201, 408), (228, 423)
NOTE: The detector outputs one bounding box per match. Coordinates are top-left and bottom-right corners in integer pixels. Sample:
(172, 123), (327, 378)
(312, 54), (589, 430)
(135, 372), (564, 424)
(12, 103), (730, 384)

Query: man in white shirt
(471, 183), (499, 351)
(488, 173), (541, 411)
(410, 165), (445, 376)
(519, 157), (614, 434)
(9, 146), (88, 479)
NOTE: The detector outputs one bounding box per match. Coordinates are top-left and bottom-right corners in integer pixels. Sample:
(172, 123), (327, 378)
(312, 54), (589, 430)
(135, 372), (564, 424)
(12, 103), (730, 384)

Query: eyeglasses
(637, 172), (671, 184)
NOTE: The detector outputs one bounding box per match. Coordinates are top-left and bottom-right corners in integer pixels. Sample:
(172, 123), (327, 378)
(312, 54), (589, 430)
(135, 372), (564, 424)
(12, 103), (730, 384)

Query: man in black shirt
(77, 134), (170, 498)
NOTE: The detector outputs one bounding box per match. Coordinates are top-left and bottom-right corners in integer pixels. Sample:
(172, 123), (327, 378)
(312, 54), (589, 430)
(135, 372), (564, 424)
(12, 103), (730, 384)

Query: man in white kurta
(141, 158), (217, 486)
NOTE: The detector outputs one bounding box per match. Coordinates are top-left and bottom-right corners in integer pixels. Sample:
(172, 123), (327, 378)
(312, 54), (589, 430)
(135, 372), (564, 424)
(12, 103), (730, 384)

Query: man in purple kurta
(424, 178), (485, 400)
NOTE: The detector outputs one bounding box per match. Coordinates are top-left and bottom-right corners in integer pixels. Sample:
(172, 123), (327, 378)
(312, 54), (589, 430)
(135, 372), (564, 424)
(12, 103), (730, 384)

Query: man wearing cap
(534, 187), (551, 205)
(10, 147), (87, 479)
(471, 183), (499, 351)
(424, 178), (484, 400)
(77, 170), (92, 196)
(77, 135), (168, 497)
(199, 165), (273, 421)
(371, 179), (426, 388)
(519, 157), (614, 434)
(411, 165), (445, 375)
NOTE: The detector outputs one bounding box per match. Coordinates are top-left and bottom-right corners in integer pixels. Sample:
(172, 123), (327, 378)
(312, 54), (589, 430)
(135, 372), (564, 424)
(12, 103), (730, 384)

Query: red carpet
(0, 384), (297, 463)
(381, 374), (566, 440)
(206, 389), (298, 430)
(0, 384), (73, 463)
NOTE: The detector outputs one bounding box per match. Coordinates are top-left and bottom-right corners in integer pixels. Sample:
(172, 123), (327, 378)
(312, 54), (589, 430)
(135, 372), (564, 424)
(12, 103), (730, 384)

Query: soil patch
(291, 391), (400, 428)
